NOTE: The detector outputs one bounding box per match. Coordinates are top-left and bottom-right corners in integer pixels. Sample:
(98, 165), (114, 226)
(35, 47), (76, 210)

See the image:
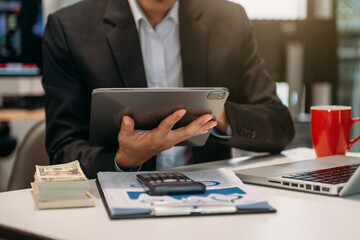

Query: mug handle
(348, 117), (360, 150)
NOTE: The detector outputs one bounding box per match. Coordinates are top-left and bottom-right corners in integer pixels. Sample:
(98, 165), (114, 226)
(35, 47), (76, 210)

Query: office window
(337, 0), (360, 152)
(229, 0), (307, 20)
(60, 0), (80, 8)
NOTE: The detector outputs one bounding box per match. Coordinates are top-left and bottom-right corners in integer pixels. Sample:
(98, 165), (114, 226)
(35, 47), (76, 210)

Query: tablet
(89, 87), (229, 147)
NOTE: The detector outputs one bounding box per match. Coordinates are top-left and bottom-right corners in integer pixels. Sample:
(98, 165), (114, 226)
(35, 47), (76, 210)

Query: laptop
(235, 155), (360, 197)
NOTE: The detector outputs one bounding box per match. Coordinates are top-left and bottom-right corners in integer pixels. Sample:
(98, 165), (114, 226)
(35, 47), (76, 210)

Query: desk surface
(1, 148), (360, 240)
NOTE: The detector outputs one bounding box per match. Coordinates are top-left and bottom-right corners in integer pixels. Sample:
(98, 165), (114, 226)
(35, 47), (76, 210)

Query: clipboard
(96, 180), (277, 220)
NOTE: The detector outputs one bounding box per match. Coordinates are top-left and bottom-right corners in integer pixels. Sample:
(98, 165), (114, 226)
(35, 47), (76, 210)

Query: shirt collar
(128, 0), (179, 30)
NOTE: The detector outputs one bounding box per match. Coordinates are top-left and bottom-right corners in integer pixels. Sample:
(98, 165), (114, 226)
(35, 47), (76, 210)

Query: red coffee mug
(311, 105), (360, 157)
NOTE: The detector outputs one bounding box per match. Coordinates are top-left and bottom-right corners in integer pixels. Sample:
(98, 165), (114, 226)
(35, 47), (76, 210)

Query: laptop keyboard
(282, 163), (360, 185)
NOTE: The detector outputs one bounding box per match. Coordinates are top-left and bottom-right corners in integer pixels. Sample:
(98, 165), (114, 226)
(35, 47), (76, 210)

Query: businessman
(43, 0), (295, 178)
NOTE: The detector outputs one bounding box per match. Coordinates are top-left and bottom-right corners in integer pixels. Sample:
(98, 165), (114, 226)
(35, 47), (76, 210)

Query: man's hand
(115, 109), (217, 169)
(216, 107), (230, 135)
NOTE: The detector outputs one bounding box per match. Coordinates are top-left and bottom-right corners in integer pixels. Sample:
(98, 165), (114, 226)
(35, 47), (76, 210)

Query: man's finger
(155, 109), (186, 136)
(172, 113), (214, 140)
(120, 115), (135, 135)
(193, 120), (217, 136)
(185, 113), (214, 133)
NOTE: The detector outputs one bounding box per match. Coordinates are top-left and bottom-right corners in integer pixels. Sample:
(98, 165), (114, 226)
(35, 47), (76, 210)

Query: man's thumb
(121, 115), (134, 133)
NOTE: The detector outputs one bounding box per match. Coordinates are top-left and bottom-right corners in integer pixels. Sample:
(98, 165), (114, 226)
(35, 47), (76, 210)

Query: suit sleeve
(211, 6), (295, 153)
(42, 14), (117, 179)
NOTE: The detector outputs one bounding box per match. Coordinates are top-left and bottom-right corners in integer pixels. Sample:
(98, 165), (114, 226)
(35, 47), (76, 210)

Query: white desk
(1, 148), (360, 240)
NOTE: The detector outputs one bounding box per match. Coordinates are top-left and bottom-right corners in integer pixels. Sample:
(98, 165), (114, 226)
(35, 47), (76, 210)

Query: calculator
(136, 172), (206, 196)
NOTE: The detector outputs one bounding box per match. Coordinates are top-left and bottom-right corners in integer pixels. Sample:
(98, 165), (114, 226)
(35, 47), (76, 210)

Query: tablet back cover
(90, 88), (228, 147)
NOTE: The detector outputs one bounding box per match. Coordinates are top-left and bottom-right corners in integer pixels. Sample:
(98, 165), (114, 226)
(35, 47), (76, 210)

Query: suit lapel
(103, 0), (147, 88)
(179, 0), (208, 87)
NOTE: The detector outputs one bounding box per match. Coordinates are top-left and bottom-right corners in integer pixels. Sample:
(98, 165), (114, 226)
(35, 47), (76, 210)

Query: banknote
(35, 160), (87, 182)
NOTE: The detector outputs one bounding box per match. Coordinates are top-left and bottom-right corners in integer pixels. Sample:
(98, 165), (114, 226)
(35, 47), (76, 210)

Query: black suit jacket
(42, 0), (295, 178)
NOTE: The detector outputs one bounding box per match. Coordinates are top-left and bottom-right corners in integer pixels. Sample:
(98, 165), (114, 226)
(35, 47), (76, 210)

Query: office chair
(7, 120), (49, 191)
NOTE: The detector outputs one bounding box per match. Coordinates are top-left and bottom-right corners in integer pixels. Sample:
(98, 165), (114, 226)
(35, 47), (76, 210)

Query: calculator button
(163, 179), (177, 183)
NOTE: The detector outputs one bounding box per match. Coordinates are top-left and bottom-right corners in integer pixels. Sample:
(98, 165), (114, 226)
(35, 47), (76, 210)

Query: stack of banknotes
(31, 160), (95, 209)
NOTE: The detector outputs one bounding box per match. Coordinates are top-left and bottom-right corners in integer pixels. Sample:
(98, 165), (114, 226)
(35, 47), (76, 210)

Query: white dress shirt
(116, 0), (187, 171)
(115, 0), (231, 172)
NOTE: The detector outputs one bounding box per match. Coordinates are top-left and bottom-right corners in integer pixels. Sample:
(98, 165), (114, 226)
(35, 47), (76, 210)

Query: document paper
(97, 168), (269, 216)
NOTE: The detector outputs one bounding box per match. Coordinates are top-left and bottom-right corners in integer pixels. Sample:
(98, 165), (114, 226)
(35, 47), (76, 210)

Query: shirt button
(237, 126), (243, 135)
(237, 126), (247, 136)
(251, 130), (256, 139)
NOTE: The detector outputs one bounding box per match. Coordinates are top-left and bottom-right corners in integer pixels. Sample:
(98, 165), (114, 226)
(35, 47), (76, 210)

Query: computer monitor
(0, 0), (43, 76)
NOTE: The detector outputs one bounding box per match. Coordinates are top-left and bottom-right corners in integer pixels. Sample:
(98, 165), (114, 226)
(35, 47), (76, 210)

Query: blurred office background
(0, 0), (360, 191)
(234, 0), (360, 153)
